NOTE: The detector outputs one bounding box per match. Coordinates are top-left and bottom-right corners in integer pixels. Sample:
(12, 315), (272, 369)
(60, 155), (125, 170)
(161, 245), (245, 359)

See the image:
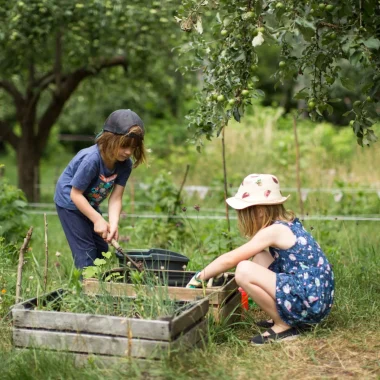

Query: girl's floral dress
(269, 218), (334, 326)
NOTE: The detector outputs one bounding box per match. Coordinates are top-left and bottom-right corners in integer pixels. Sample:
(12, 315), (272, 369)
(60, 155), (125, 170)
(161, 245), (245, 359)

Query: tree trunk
(17, 133), (41, 202)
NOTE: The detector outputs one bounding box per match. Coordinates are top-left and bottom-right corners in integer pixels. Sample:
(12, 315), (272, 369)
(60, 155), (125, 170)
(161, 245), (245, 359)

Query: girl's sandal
(250, 327), (300, 345)
(255, 319), (274, 328)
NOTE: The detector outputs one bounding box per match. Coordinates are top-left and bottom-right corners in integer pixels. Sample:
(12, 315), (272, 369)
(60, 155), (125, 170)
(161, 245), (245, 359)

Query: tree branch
(54, 29), (62, 91)
(36, 56), (128, 154)
(0, 119), (19, 149)
(0, 80), (25, 112)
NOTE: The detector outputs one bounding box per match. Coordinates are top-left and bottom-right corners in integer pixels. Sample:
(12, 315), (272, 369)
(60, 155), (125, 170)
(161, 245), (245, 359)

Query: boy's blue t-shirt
(54, 144), (132, 211)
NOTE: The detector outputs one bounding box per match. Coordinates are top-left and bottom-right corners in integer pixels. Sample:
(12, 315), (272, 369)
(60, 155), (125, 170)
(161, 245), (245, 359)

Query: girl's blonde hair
(237, 204), (295, 238)
(96, 126), (146, 168)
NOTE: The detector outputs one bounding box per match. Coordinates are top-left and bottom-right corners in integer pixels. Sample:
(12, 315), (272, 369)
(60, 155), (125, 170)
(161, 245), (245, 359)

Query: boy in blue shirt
(54, 109), (146, 269)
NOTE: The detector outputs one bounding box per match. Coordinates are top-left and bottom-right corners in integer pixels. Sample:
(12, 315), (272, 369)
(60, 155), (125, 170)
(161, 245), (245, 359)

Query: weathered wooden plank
(215, 291), (241, 324)
(172, 318), (208, 350)
(83, 274), (237, 305)
(12, 309), (171, 341)
(13, 328), (168, 359)
(13, 317), (207, 359)
(170, 298), (209, 339)
(12, 289), (66, 310)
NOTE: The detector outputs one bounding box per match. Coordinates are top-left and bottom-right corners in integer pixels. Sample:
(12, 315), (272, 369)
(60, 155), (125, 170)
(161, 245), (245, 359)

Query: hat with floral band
(226, 174), (290, 210)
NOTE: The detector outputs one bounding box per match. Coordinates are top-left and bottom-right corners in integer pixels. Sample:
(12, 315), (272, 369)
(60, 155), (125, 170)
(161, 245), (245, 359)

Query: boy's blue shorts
(55, 204), (108, 269)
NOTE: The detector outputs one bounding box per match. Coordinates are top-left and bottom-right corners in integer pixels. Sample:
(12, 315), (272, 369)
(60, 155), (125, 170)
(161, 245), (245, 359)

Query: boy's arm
(107, 184), (125, 242)
(70, 187), (110, 239)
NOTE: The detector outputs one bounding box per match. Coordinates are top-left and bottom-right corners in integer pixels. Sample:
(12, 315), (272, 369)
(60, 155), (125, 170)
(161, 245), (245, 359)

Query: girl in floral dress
(187, 173), (334, 344)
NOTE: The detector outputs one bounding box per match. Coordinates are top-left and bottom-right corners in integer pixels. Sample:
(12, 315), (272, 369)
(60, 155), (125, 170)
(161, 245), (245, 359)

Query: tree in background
(0, 0), (187, 201)
(177, 0), (380, 147)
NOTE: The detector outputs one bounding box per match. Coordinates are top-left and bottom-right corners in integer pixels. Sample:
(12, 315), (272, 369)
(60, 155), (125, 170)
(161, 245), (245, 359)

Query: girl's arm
(107, 184), (125, 242)
(198, 224), (290, 281)
(70, 187), (110, 239)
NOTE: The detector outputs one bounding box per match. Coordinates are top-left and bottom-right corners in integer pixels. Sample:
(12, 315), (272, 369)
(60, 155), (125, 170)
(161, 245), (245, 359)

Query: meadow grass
(0, 212), (379, 379)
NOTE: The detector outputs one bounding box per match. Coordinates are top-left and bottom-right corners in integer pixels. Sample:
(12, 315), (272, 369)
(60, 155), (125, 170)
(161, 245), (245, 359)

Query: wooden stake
(221, 127), (232, 250)
(44, 213), (49, 292)
(293, 115), (304, 217)
(16, 227), (33, 303)
(173, 164), (190, 217)
(130, 177), (135, 225)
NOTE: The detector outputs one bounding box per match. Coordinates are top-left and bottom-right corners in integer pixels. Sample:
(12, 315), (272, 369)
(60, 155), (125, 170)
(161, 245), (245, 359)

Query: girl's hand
(186, 272), (204, 288)
(94, 217), (110, 240)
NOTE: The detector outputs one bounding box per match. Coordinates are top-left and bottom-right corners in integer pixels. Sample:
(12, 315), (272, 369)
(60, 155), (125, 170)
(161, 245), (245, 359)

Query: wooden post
(221, 127), (232, 250)
(130, 178), (135, 225)
(172, 164), (190, 217)
(44, 213), (49, 292)
(16, 227), (33, 303)
(293, 115), (304, 217)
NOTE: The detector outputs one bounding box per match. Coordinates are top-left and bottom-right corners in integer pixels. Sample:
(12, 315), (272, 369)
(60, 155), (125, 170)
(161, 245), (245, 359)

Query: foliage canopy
(177, 0), (380, 146)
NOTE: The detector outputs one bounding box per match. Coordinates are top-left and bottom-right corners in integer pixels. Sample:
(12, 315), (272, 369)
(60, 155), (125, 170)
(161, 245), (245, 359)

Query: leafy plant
(178, 0), (379, 146)
(0, 172), (28, 263)
(127, 171), (192, 248)
(82, 251), (123, 282)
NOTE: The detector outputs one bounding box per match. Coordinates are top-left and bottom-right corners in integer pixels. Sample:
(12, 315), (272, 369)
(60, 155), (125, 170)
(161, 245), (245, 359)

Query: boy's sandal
(250, 327), (300, 345)
(255, 319), (275, 328)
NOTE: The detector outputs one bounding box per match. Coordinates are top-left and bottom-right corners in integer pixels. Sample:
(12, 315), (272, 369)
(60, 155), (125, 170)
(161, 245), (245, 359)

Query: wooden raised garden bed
(12, 288), (208, 360)
(83, 270), (241, 324)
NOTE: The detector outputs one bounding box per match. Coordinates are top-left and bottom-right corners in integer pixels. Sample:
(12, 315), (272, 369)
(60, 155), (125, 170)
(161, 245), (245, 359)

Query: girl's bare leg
(252, 250), (274, 268)
(235, 260), (291, 334)
(251, 251), (275, 324)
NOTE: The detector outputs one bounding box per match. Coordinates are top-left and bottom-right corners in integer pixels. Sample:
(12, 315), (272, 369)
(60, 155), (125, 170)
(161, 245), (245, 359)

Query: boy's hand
(94, 217), (110, 240)
(107, 224), (119, 242)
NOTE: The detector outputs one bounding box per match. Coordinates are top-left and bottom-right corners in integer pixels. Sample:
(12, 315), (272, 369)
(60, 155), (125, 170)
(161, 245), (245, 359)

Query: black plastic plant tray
(115, 248), (190, 272)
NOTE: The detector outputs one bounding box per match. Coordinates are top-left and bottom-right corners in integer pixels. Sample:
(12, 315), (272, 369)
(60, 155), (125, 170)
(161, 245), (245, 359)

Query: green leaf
(366, 129), (378, 142)
(82, 266), (98, 279)
(363, 37), (380, 50)
(349, 51), (363, 66)
(315, 53), (326, 70)
(328, 98), (341, 103)
(295, 18), (315, 42)
(93, 258), (106, 266)
(326, 104), (333, 115)
(233, 107), (241, 122)
(233, 52), (245, 62)
(340, 77), (356, 91)
(293, 87), (309, 100)
(102, 251), (112, 259)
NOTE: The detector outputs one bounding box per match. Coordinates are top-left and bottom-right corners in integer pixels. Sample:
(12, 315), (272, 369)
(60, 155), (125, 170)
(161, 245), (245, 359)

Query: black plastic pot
(115, 248), (190, 272)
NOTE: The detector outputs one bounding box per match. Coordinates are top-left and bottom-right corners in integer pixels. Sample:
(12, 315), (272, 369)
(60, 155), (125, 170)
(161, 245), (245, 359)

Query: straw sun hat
(226, 174), (290, 210)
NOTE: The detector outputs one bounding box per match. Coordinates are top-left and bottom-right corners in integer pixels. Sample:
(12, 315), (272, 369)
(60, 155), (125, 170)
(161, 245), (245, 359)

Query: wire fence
(26, 208), (380, 222)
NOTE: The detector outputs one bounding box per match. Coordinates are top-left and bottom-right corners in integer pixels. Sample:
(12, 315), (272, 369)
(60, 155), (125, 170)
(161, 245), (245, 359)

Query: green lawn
(0, 213), (379, 379)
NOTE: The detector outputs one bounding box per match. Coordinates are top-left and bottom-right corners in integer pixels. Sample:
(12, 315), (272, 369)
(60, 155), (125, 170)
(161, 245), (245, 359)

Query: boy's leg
(56, 205), (105, 269)
(235, 260), (290, 333)
(92, 230), (109, 258)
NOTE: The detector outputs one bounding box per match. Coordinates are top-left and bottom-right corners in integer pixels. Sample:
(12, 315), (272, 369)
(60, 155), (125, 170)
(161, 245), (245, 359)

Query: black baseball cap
(103, 109), (144, 135)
